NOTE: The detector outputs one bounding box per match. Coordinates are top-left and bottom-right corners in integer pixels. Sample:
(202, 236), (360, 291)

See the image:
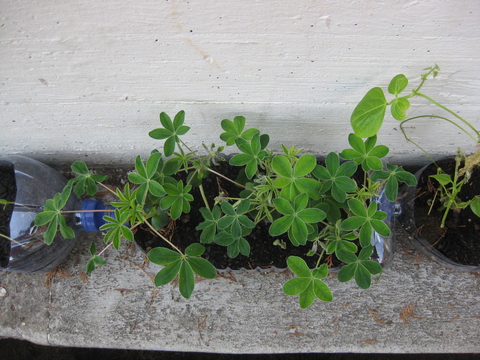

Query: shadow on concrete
(1, 339), (478, 360)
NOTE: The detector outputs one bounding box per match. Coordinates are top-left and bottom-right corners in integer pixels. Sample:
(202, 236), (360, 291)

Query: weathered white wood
(1, 0), (480, 165)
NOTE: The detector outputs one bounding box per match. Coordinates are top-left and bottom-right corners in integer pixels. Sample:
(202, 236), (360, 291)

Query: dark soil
(413, 159), (480, 266)
(0, 160), (16, 268)
(134, 161), (323, 270)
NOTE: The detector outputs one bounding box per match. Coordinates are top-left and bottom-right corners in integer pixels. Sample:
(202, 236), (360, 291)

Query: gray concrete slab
(1, 225), (479, 354)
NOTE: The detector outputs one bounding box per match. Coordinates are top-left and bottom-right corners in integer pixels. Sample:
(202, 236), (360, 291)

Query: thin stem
(97, 241), (114, 257)
(414, 92), (479, 142)
(0, 233), (24, 247)
(144, 218), (184, 255)
(198, 184), (210, 211)
(206, 167), (254, 191)
(60, 209), (115, 214)
(97, 182), (117, 196)
(400, 115), (476, 162)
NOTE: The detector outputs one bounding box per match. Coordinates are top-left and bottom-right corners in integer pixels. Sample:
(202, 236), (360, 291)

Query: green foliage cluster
(31, 106), (417, 308)
(350, 65), (480, 228)
(39, 64), (480, 307)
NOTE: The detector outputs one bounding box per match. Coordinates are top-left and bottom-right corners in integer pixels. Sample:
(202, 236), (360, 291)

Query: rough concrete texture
(0, 225), (479, 354)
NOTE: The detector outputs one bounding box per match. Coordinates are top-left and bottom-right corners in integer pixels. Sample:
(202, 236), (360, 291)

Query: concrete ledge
(1, 224), (479, 354)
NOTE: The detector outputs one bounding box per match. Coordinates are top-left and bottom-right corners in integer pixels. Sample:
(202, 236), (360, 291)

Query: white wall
(1, 0), (479, 166)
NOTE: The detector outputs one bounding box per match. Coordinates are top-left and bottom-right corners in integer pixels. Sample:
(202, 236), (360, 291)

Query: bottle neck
(77, 200), (113, 232)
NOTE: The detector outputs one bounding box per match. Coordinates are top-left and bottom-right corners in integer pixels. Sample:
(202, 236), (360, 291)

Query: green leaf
(214, 231), (235, 246)
(337, 263), (356, 282)
(229, 153), (252, 166)
(272, 155), (292, 178)
(431, 174), (453, 186)
(313, 279), (333, 302)
(336, 248), (358, 264)
(283, 277), (311, 296)
(391, 97), (410, 121)
(388, 74), (408, 95)
(354, 264), (372, 289)
(154, 261), (182, 286)
(160, 112), (174, 131)
(272, 197), (293, 215)
(269, 215), (294, 236)
(93, 255), (106, 265)
(298, 208), (325, 223)
(294, 154), (317, 177)
(187, 257), (217, 279)
(312, 264), (328, 279)
(470, 196), (480, 217)
(298, 283), (316, 308)
(34, 211), (56, 226)
(89, 241), (97, 257)
(149, 128), (172, 140)
(86, 259), (96, 275)
(148, 247), (182, 265)
(71, 161), (89, 175)
(287, 256), (311, 278)
(44, 217), (58, 245)
(361, 260), (383, 275)
(185, 243), (205, 257)
(179, 261), (195, 299)
(350, 87), (387, 138)
(58, 215), (75, 239)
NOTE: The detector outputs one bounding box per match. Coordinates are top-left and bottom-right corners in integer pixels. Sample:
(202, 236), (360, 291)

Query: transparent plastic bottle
(0, 155), (110, 273)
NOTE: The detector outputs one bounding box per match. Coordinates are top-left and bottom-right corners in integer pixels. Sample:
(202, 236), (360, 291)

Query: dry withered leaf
(44, 267), (73, 286)
(399, 303), (423, 325)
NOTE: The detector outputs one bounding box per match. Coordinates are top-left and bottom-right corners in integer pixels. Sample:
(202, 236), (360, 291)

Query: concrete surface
(0, 223), (479, 354)
(2, 1), (480, 166)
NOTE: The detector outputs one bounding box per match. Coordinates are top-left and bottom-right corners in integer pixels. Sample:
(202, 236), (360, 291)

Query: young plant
(350, 65), (480, 228)
(31, 105), (417, 308)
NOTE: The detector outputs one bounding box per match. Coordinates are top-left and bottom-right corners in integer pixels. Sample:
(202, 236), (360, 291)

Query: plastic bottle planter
(0, 155), (110, 273)
(399, 159), (480, 272)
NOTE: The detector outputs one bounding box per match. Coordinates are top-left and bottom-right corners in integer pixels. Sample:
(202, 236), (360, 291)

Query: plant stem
(144, 218), (184, 255)
(399, 114), (478, 162)
(0, 233), (24, 247)
(198, 184), (210, 211)
(414, 92), (480, 142)
(206, 167), (254, 191)
(97, 182), (117, 196)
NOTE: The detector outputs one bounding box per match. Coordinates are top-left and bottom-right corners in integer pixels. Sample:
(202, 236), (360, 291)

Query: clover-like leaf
(269, 193), (326, 246)
(34, 184), (75, 245)
(337, 246), (383, 289)
(85, 242), (107, 274)
(100, 209), (134, 250)
(283, 257), (332, 308)
(312, 152), (357, 203)
(272, 154), (321, 201)
(148, 244), (216, 299)
(160, 180), (193, 220)
(217, 199), (255, 240)
(229, 133), (269, 179)
(341, 199), (390, 247)
(128, 153), (165, 204)
(220, 116), (260, 146)
(340, 134), (389, 171)
(70, 161), (108, 197)
(370, 163), (417, 202)
(149, 111), (191, 157)
(196, 206), (222, 243)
